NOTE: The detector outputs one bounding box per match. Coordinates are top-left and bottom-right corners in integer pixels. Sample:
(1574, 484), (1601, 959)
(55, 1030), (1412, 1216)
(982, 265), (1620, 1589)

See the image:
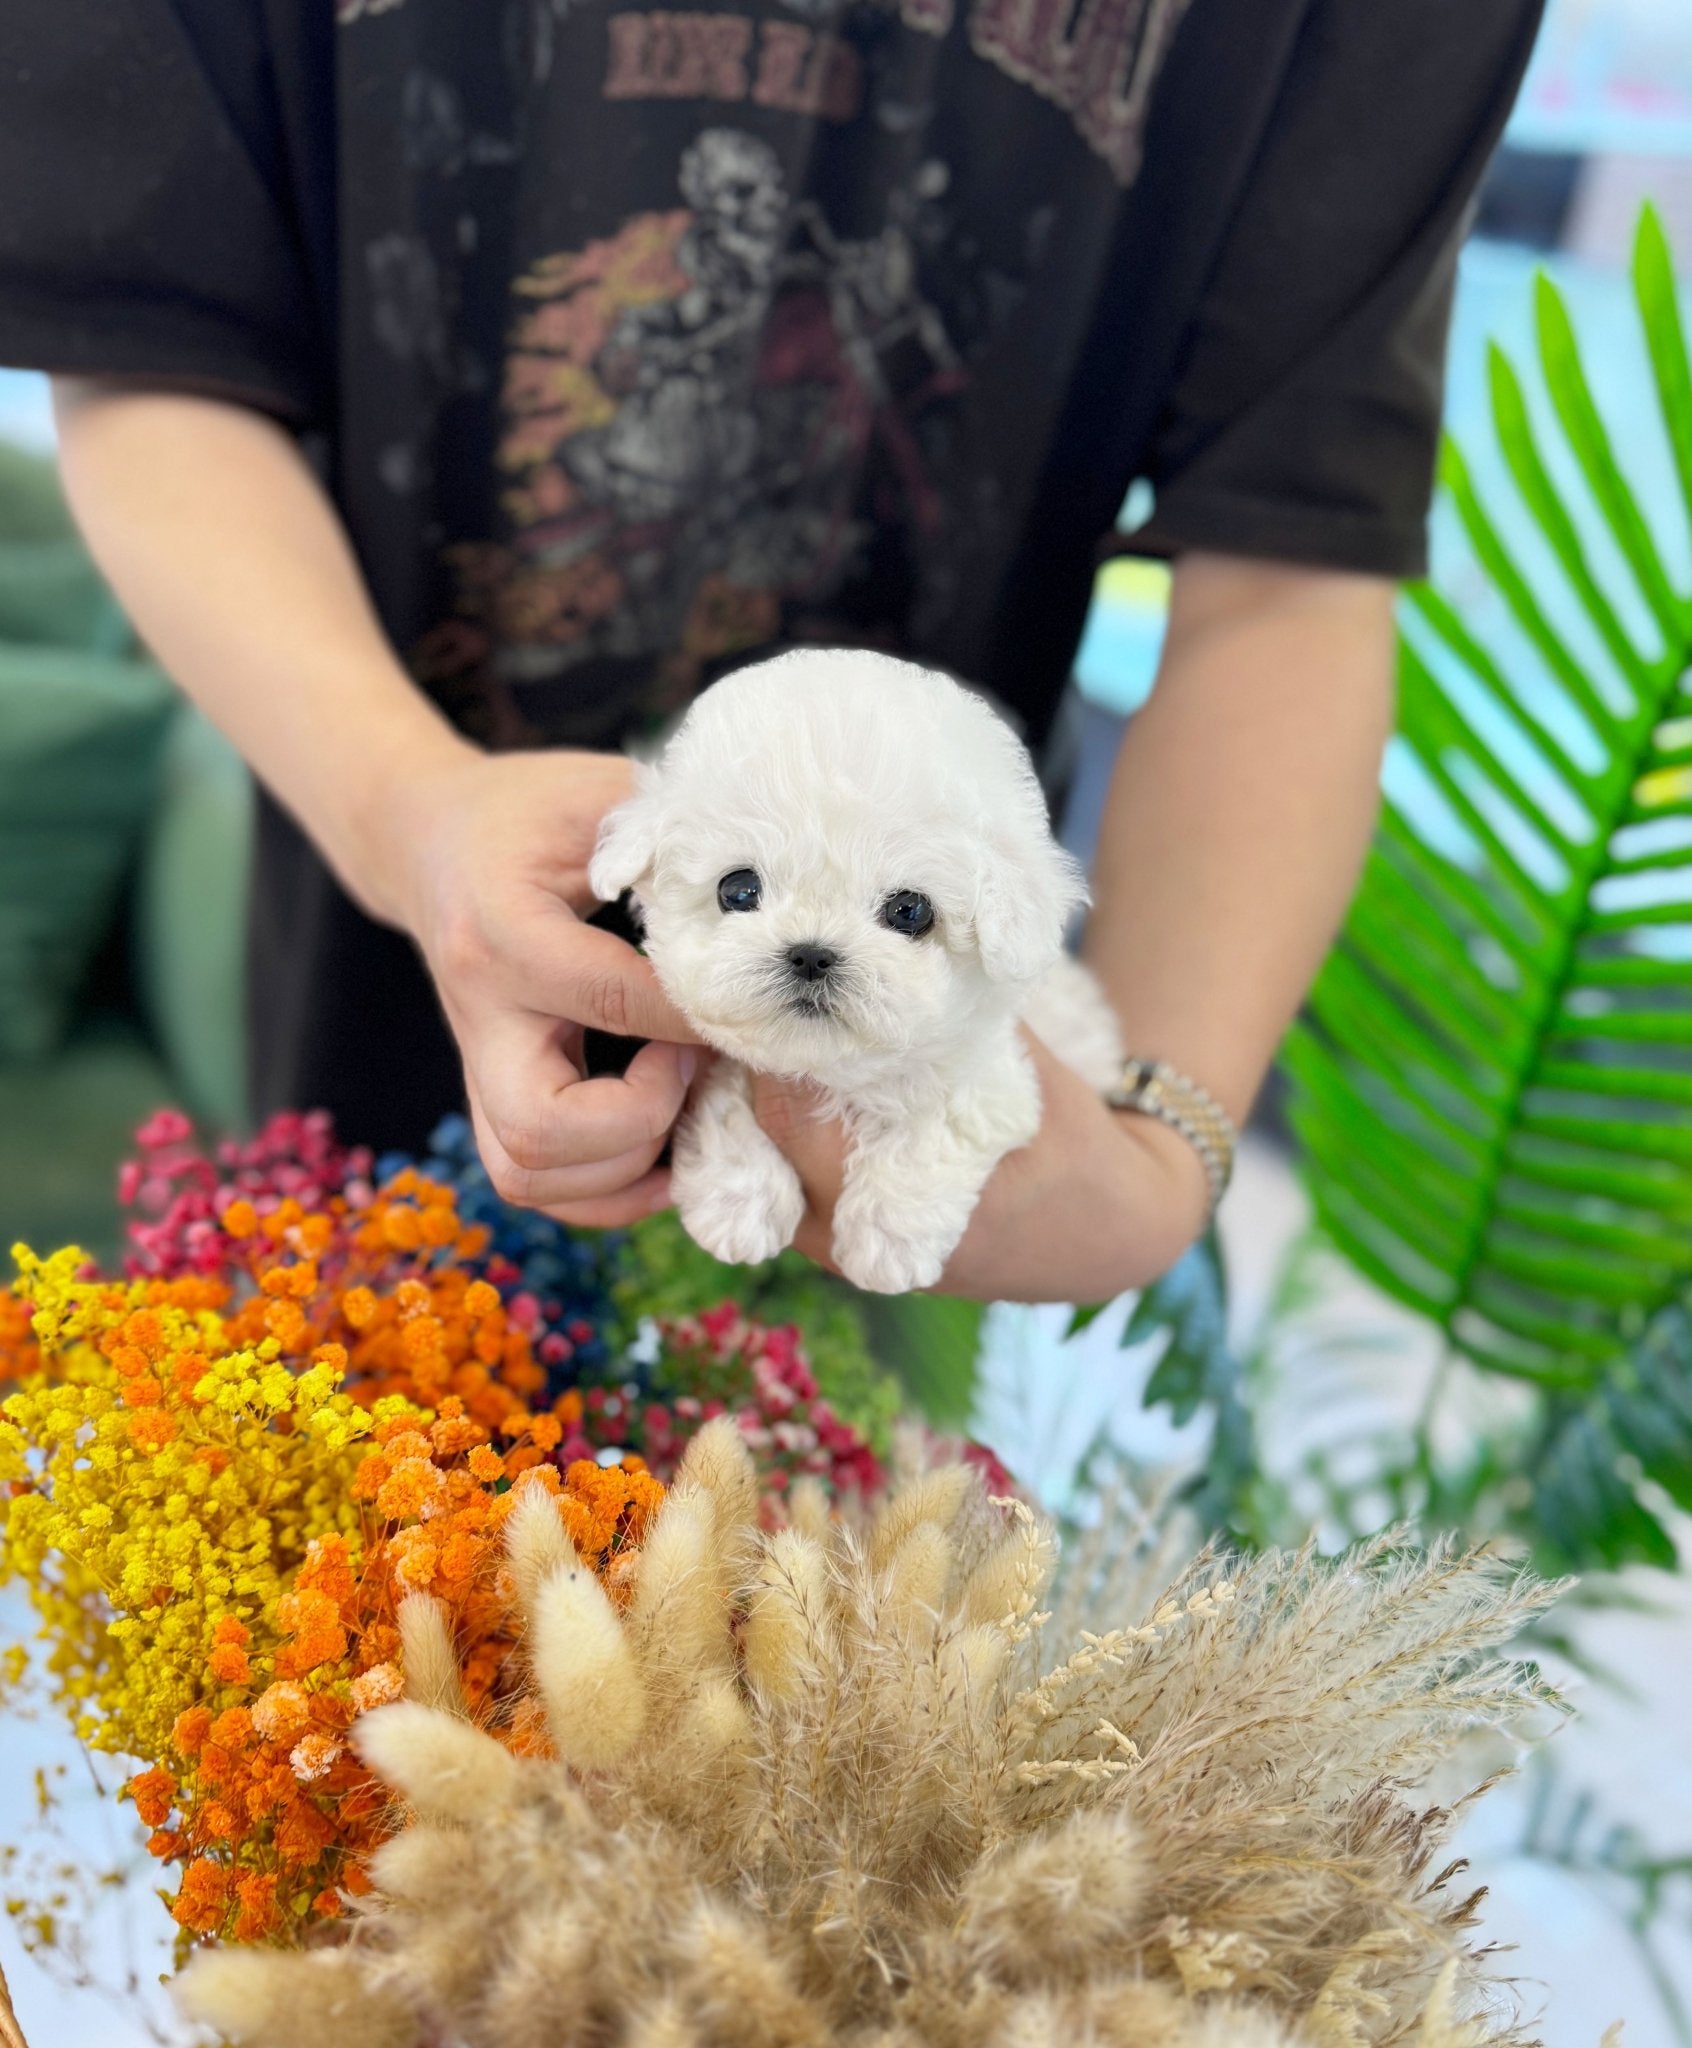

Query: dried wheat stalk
(0, 1952), (29, 2048)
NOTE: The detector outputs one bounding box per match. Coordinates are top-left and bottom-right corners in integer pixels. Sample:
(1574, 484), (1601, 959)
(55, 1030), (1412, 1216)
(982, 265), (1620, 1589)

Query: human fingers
(750, 1074), (847, 1270)
(751, 1075), (847, 1206)
(498, 914), (703, 1046)
(537, 1167), (674, 1230)
(468, 1090), (668, 1207)
(468, 1024), (695, 1175)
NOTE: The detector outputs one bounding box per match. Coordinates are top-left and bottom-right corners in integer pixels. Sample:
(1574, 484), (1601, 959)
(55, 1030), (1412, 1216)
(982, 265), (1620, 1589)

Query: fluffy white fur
(590, 648), (1122, 1293)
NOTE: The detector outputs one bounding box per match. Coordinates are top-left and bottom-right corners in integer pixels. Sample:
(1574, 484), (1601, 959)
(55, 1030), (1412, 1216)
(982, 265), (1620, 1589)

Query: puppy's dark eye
(717, 868), (762, 914)
(881, 890), (935, 938)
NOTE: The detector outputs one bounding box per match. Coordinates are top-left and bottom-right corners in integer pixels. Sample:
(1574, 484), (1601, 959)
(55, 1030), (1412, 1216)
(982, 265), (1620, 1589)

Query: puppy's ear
(972, 830), (1090, 986)
(589, 781), (661, 904)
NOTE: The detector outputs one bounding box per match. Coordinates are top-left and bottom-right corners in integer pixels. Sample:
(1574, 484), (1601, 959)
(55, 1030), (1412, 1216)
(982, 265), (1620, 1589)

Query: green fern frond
(1288, 204), (1692, 1388)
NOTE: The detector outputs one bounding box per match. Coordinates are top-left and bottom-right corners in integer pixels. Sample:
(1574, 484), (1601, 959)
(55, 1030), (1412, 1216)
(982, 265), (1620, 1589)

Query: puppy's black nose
(786, 942), (837, 983)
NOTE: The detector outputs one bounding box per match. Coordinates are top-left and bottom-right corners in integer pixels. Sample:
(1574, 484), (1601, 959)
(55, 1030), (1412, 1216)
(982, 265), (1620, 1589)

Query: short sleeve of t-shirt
(0, 0), (323, 423)
(1129, 0), (1544, 580)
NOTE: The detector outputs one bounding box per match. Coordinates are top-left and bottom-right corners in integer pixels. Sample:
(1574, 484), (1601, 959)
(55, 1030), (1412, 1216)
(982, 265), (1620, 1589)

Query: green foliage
(1530, 1290), (1692, 1571)
(617, 1208), (974, 1448)
(1066, 1237), (1259, 1539)
(1281, 204), (1692, 1566)
(852, 1291), (985, 1431)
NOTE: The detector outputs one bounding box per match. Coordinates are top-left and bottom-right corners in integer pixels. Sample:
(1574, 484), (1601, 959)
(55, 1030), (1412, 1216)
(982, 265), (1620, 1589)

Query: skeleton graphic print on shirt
(437, 129), (973, 710)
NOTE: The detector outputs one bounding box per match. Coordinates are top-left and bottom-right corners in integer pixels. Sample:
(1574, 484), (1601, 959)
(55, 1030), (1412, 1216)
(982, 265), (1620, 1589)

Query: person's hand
(747, 1034), (1212, 1303)
(363, 739), (703, 1228)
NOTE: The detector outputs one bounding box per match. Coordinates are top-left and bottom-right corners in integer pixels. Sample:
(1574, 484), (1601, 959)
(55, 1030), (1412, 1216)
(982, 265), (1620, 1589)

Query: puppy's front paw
(677, 1162), (805, 1268)
(831, 1212), (950, 1295)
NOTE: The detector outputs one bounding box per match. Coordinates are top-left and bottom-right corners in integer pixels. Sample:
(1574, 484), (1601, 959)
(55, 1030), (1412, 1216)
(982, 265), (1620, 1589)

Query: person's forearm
(51, 381), (469, 927)
(1084, 551), (1396, 1125)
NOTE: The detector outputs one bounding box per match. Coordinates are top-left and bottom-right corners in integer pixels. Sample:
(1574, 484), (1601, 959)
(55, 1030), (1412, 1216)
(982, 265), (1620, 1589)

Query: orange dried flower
(172, 1857), (230, 1933)
(210, 1705), (253, 1749)
(275, 1799), (336, 1865)
(172, 1706), (212, 1757)
(120, 1309), (165, 1357)
(383, 1206), (424, 1252)
(431, 1414), (486, 1457)
(221, 1199), (259, 1238)
(127, 1767), (175, 1829)
(376, 1458), (444, 1521)
(127, 1409), (178, 1455)
(352, 1450), (391, 1501)
(251, 1681), (314, 1747)
(437, 1532), (480, 1584)
(207, 1641), (252, 1686)
(402, 1316), (445, 1364)
(171, 1351), (210, 1398)
(274, 1587), (347, 1678)
(297, 1212), (335, 1255)
(232, 1870), (281, 1941)
(419, 1204), (459, 1247)
(299, 1533), (356, 1605)
(289, 1732), (343, 1784)
(200, 1800), (240, 1842)
(264, 1297), (308, 1347)
(348, 1663), (404, 1714)
(392, 1539), (440, 1589)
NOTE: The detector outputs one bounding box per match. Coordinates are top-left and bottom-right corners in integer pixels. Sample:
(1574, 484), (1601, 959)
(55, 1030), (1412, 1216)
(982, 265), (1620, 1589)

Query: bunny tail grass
(175, 1947), (417, 2048)
(197, 1466), (1565, 2048)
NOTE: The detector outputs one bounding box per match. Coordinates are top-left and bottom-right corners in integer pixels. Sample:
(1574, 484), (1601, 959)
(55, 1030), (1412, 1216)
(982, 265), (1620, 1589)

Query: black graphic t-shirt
(0, 0), (1541, 1144)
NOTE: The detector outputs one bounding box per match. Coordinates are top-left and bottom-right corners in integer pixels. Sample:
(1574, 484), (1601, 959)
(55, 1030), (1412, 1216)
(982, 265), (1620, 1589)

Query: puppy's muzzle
(785, 942), (837, 984)
(781, 940), (840, 1017)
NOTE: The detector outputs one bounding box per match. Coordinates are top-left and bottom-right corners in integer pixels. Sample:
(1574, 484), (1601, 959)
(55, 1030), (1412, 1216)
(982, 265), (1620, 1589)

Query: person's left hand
(747, 1033), (1212, 1304)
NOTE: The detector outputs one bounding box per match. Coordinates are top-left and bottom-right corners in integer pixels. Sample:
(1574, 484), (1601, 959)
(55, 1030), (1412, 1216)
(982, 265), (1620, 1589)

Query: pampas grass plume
(743, 1529), (832, 1699)
(954, 1807), (1149, 1984)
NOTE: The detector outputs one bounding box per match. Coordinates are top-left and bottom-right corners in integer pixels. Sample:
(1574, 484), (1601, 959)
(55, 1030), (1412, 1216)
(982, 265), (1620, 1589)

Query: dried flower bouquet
(180, 1420), (1562, 2048)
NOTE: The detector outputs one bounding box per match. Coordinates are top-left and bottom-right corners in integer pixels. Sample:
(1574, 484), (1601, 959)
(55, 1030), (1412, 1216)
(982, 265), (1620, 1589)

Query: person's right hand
(44, 386), (697, 1226)
(354, 737), (703, 1228)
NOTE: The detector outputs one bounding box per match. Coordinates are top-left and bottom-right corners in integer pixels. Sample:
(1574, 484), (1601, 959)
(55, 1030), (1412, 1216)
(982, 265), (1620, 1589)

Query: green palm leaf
(1287, 204), (1692, 1389)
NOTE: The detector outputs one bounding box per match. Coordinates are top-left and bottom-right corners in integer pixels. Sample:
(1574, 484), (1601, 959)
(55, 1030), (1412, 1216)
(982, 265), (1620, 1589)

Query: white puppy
(590, 648), (1123, 1294)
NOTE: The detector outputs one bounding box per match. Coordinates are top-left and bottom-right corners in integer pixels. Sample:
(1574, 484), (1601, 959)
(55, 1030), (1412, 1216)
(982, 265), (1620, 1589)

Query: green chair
(0, 441), (249, 1268)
